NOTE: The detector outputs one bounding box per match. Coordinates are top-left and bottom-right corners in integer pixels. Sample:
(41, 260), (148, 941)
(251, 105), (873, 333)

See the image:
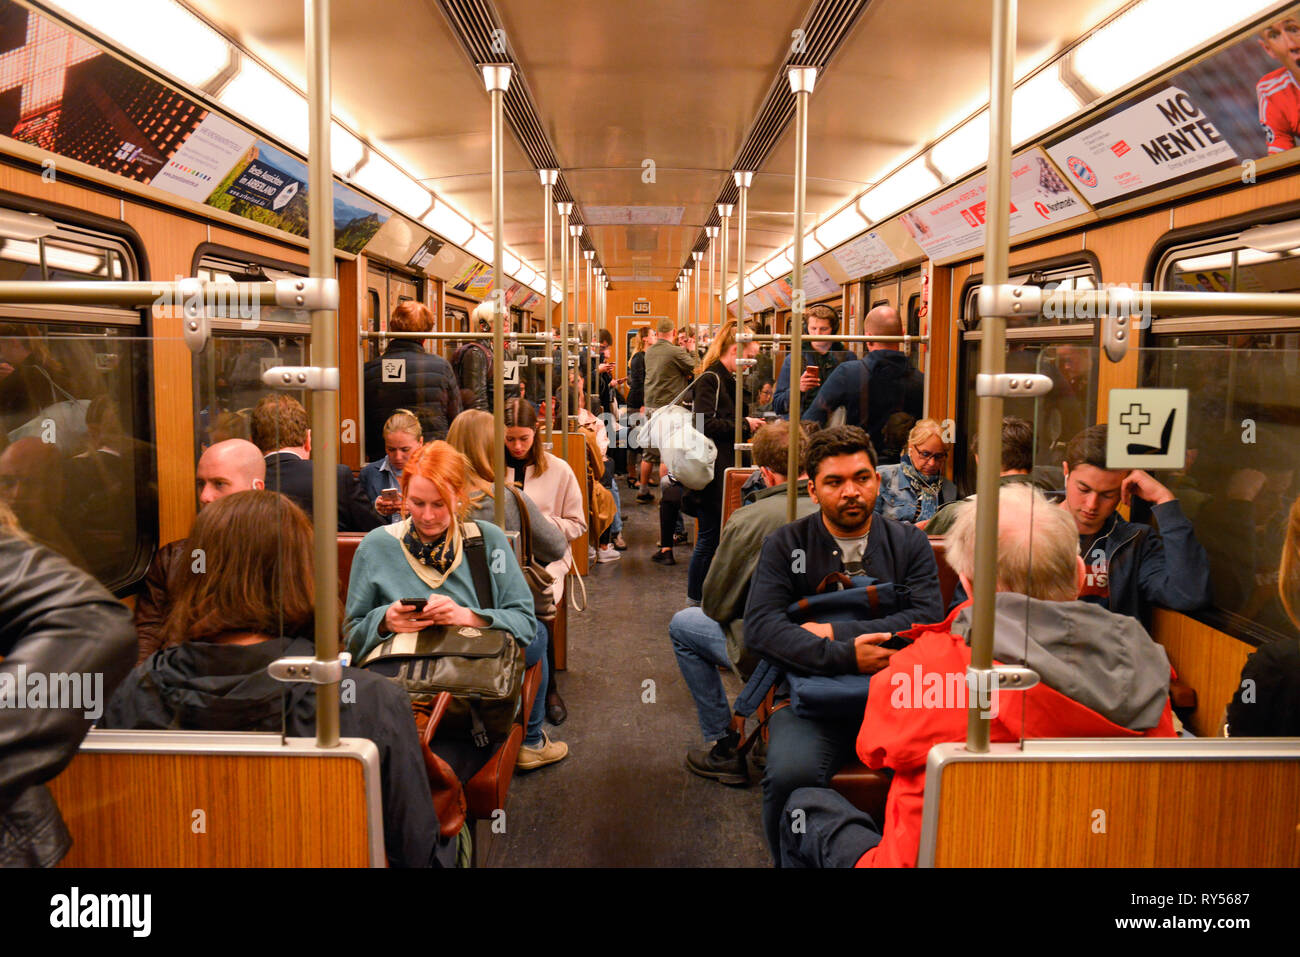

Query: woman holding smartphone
(360, 409), (423, 524)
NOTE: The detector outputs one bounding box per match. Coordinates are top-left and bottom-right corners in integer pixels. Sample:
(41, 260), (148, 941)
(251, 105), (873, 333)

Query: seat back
(928, 537), (959, 611)
(338, 532), (366, 601)
(721, 467), (757, 527)
(918, 739), (1300, 867)
(48, 731), (384, 867)
(563, 430), (591, 574)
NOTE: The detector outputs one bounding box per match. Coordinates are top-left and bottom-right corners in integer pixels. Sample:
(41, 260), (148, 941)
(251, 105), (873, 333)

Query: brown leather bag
(416, 692), (467, 839)
(506, 483), (558, 622)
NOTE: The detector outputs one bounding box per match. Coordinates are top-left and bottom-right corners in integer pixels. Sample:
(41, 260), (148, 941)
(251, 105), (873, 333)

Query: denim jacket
(874, 463), (957, 525)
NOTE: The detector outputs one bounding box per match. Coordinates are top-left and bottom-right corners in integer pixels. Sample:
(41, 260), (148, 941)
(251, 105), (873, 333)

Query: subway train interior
(2, 0), (1300, 884)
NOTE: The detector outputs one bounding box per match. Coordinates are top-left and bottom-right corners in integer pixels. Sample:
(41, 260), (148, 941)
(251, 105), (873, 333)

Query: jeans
(686, 501), (722, 603)
(524, 619), (549, 747)
(610, 476), (623, 537)
(668, 606), (732, 743)
(779, 787), (883, 868)
(761, 705), (860, 865)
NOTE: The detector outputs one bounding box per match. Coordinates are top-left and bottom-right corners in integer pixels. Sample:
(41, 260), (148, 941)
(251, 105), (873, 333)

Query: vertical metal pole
(306, 0), (338, 748)
(571, 224), (581, 423)
(483, 64), (511, 527)
(734, 171), (752, 468)
(540, 170), (558, 451)
(584, 249), (595, 408)
(718, 203), (732, 338)
(691, 252), (701, 338)
(787, 68), (816, 521)
(707, 227), (717, 338)
(557, 203), (572, 450)
(967, 0), (1015, 754)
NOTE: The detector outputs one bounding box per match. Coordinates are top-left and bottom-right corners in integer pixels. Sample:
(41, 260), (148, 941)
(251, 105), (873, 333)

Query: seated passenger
(927, 416), (1043, 536)
(0, 437), (87, 570)
(0, 501), (136, 867)
(742, 425), (944, 864)
(1059, 424), (1210, 625)
(447, 409), (569, 769)
(873, 418), (957, 525)
(875, 411), (915, 468)
(344, 440), (538, 781)
(780, 485), (1177, 868)
(251, 393), (383, 534)
(1227, 493), (1300, 736)
(669, 420), (816, 785)
(98, 490), (456, 868)
(133, 438), (265, 663)
(360, 409), (423, 525)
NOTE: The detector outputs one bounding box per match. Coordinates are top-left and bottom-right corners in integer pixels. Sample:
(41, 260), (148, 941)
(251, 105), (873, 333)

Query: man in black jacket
(743, 425), (944, 864)
(251, 394), (382, 533)
(364, 301), (461, 459)
(0, 518), (137, 866)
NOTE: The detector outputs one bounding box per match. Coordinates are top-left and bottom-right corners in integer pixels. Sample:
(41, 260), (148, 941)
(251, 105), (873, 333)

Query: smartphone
(400, 598), (427, 610)
(380, 487), (401, 502)
(804, 364), (819, 381)
(880, 633), (913, 650)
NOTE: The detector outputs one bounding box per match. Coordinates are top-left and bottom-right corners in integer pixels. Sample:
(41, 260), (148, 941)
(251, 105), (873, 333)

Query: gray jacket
(466, 485), (567, 565)
(643, 341), (696, 408)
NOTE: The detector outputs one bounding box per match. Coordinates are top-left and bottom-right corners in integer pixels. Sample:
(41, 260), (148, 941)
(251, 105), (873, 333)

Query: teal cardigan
(345, 520), (538, 661)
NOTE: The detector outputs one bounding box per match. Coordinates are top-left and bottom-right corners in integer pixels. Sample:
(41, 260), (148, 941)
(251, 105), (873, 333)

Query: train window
(193, 253), (309, 454)
(956, 260), (1099, 491)
(1142, 222), (1300, 642)
(0, 217), (152, 594)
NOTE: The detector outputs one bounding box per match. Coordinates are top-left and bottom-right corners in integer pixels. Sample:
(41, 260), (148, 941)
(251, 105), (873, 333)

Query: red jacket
(856, 601), (1176, 867)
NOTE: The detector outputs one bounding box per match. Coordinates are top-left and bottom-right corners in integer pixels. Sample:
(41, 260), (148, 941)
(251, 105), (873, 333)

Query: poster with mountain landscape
(206, 139), (388, 253)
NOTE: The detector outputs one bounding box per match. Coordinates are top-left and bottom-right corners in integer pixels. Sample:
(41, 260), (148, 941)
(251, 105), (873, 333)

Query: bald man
(132, 439), (266, 662)
(802, 305), (924, 454)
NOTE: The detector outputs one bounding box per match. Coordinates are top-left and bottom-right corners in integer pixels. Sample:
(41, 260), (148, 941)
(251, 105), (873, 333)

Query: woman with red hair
(345, 441), (542, 773)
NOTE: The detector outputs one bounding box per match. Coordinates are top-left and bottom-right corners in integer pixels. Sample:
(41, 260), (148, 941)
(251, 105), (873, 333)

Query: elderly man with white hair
(780, 483), (1178, 869)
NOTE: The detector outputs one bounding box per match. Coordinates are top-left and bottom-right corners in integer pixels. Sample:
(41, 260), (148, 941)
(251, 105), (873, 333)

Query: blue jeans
(610, 477), (623, 537)
(668, 606), (732, 743)
(762, 706), (860, 865)
(524, 620), (549, 747)
(780, 787), (883, 868)
(686, 501), (722, 603)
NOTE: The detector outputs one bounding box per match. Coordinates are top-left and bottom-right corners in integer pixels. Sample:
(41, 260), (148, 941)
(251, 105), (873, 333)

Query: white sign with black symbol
(502, 360), (520, 386)
(1106, 388), (1187, 470)
(381, 357), (407, 383)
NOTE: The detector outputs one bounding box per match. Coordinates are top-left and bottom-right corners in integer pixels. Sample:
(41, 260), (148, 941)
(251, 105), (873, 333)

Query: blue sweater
(345, 520), (537, 661)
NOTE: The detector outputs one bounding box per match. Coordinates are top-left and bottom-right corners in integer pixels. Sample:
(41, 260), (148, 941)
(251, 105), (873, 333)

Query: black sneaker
(686, 734), (748, 787)
(673, 531), (689, 545)
(651, 549), (675, 565)
(635, 491), (654, 504)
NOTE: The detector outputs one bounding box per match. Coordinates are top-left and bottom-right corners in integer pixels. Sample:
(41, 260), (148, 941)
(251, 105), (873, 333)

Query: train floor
(488, 482), (772, 867)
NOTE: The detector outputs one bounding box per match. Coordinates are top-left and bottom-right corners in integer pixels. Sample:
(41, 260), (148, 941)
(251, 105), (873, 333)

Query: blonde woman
(873, 418), (958, 525)
(360, 409), (423, 524)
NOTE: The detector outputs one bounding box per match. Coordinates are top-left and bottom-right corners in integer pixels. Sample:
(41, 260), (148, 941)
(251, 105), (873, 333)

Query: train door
(366, 262), (422, 362)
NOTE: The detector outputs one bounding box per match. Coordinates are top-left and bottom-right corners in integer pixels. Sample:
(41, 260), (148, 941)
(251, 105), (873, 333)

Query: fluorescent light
(1072, 0), (1279, 96)
(466, 231), (494, 262)
(859, 157), (941, 223)
(931, 111), (991, 181)
(515, 264), (537, 286)
(801, 232), (826, 259)
(331, 123), (365, 177)
(502, 251), (521, 275)
(780, 248), (795, 267)
(45, 0), (231, 89)
(352, 150), (429, 219)
(422, 200), (473, 246)
(1011, 67), (1080, 144)
(219, 58), (309, 154)
(815, 203), (869, 250)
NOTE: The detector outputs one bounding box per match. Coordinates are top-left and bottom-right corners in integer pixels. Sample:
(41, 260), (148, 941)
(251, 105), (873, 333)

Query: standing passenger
(770, 304), (848, 417)
(364, 301), (460, 458)
(639, 317), (696, 503)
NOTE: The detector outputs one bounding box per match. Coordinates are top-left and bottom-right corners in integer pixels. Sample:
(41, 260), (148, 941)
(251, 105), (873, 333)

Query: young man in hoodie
(779, 484), (1177, 868)
(801, 305), (924, 455)
(770, 304), (849, 416)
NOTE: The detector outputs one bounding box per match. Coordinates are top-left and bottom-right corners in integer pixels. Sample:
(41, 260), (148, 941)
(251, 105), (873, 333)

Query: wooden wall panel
(1151, 608), (1254, 737)
(50, 751), (371, 867)
(933, 757), (1300, 867)
(338, 256), (364, 470)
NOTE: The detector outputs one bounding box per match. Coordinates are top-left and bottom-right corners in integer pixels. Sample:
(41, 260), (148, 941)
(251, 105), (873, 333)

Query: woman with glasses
(873, 418), (957, 526)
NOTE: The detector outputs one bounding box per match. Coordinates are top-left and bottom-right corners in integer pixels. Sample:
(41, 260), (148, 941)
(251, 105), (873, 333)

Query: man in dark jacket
(0, 522), (137, 866)
(803, 305), (923, 454)
(771, 304), (850, 416)
(454, 301), (520, 412)
(1061, 424), (1210, 626)
(364, 301), (460, 459)
(97, 634), (456, 868)
(743, 425), (944, 863)
(251, 394), (382, 534)
(133, 438), (266, 663)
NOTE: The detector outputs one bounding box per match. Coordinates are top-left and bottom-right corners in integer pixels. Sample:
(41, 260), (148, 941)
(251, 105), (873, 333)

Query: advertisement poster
(1047, 8), (1300, 206)
(152, 113), (255, 202)
(899, 149), (1086, 259)
(802, 261), (839, 300)
(832, 230), (901, 279)
(0, 4), (205, 183)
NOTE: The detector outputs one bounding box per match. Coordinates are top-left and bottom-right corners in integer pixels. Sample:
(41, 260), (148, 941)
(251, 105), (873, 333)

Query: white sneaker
(597, 544), (622, 563)
(588, 546), (598, 563)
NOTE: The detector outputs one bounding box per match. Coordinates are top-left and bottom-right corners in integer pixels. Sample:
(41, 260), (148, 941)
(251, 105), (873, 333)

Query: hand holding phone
(799, 365), (821, 392)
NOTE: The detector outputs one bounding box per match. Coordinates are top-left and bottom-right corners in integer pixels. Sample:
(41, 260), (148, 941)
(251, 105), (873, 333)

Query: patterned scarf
(902, 453), (944, 523)
(402, 524), (457, 574)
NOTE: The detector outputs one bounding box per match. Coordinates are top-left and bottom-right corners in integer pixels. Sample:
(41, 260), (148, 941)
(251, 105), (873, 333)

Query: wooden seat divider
(721, 467), (757, 527)
(917, 739), (1300, 867)
(48, 731), (385, 867)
